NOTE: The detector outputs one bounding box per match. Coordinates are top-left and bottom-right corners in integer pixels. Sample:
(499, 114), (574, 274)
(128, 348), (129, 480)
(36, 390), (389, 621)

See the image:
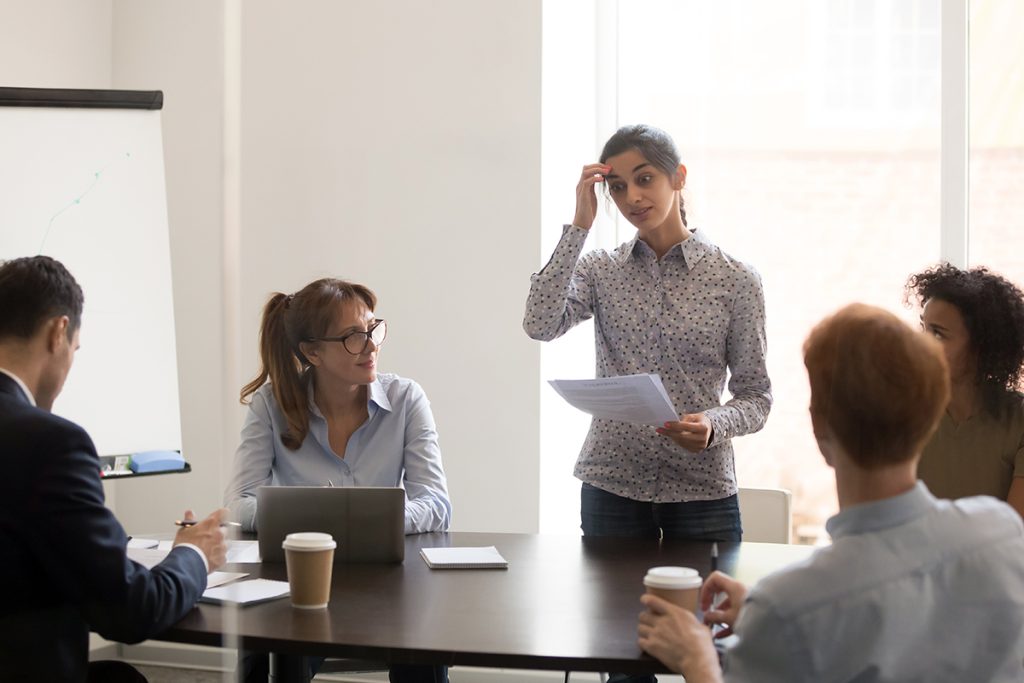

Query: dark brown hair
(599, 124), (687, 226)
(905, 263), (1024, 418)
(0, 255), (83, 342)
(803, 303), (950, 469)
(241, 278), (377, 450)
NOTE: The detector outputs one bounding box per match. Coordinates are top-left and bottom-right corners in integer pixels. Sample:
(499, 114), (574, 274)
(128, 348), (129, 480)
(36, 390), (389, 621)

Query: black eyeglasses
(306, 319), (387, 355)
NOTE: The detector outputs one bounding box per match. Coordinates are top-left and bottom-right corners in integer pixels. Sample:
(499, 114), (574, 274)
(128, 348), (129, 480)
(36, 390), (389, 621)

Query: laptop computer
(256, 486), (405, 563)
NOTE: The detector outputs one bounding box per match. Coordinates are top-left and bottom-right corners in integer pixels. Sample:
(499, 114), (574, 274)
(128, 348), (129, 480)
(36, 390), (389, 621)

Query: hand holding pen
(699, 569), (748, 638)
(173, 508), (230, 572)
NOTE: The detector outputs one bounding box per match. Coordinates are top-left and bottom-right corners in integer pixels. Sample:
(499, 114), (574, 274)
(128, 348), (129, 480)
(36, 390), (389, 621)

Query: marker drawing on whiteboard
(38, 151), (132, 253)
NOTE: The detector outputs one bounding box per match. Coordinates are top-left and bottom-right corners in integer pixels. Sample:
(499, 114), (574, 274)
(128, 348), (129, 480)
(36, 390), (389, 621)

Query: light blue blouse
(224, 373), (451, 535)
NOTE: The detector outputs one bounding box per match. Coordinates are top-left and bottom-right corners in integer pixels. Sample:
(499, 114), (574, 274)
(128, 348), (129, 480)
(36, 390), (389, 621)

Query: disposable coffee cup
(643, 566), (702, 614)
(283, 532), (336, 609)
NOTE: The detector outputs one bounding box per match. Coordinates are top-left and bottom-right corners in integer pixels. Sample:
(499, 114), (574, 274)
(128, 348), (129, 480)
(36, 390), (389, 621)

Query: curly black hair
(905, 263), (1024, 417)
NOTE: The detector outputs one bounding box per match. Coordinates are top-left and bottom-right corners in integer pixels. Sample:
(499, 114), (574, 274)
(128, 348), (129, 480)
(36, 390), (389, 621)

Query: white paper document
(201, 578), (290, 606)
(225, 540), (262, 564)
(153, 539), (262, 564)
(548, 373), (679, 426)
(127, 547), (254, 588)
(207, 571), (250, 588)
(126, 547), (169, 569)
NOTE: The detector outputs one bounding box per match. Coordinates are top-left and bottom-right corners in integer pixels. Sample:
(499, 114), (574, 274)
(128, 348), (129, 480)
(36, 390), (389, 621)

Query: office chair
(737, 487), (792, 544)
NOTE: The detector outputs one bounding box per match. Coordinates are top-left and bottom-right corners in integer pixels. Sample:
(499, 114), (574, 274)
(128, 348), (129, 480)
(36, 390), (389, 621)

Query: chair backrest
(738, 487), (792, 544)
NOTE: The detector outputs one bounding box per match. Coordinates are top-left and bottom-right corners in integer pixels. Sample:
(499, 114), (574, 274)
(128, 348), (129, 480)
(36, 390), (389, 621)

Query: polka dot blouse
(524, 225), (772, 502)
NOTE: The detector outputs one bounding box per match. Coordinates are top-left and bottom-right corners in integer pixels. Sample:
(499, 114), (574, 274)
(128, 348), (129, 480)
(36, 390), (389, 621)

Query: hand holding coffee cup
(643, 566), (703, 614)
(283, 532), (336, 609)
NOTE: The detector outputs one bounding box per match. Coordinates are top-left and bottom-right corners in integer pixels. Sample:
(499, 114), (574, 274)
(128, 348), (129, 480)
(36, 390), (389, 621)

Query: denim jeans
(580, 483), (742, 541)
(581, 483), (742, 683)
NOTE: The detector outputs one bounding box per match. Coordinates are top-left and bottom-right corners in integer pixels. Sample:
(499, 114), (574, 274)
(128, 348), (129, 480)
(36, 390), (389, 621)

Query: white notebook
(420, 546), (508, 569)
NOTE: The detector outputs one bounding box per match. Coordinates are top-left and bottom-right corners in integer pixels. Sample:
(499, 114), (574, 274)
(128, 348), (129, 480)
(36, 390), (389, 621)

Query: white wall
(109, 0), (231, 533)
(0, 2), (113, 515)
(0, 0), (112, 89)
(4, 1), (544, 534)
(0, 0), (115, 652)
(239, 0), (542, 532)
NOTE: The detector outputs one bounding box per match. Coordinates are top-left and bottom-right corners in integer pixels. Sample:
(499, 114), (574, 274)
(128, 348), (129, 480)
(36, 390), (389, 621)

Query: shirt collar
(307, 376), (391, 419)
(0, 367), (36, 407)
(615, 227), (713, 270)
(367, 378), (392, 412)
(825, 481), (937, 539)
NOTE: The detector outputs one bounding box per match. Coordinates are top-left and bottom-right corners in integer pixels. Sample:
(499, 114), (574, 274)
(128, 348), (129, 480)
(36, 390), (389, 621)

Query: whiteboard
(0, 101), (181, 456)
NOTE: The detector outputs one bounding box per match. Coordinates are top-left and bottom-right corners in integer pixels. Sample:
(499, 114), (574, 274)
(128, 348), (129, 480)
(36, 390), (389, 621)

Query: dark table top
(158, 532), (813, 674)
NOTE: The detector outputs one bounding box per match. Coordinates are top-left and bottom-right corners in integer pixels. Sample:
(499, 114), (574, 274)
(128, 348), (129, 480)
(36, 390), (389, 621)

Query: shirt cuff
(705, 411), (724, 446)
(174, 543), (210, 573)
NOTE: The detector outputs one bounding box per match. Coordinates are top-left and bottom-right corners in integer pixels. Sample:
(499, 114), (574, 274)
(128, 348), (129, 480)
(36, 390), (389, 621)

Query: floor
(135, 665), (225, 682)
(132, 664), (680, 682)
(133, 663), (390, 682)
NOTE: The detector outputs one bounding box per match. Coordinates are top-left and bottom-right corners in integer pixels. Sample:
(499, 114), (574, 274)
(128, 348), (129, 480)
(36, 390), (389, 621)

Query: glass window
(968, 0), (1024, 283)
(542, 0), (943, 542)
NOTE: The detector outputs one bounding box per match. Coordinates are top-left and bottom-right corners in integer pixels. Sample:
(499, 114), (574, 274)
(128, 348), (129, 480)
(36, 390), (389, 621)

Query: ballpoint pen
(709, 542), (728, 635)
(174, 520), (242, 528)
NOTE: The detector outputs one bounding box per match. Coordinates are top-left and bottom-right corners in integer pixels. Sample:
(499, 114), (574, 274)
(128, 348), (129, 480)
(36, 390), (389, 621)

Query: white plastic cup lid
(282, 532), (337, 551)
(643, 566), (702, 590)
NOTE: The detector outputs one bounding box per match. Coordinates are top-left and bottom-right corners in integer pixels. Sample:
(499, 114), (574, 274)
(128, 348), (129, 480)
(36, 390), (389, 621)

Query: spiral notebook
(419, 546), (508, 569)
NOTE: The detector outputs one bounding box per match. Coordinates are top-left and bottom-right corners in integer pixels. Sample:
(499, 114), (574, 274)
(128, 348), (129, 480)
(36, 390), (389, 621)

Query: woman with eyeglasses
(224, 278), (451, 536)
(225, 279), (452, 683)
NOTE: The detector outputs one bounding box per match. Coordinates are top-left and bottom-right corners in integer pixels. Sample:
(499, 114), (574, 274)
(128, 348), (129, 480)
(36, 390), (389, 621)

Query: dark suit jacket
(0, 372), (208, 682)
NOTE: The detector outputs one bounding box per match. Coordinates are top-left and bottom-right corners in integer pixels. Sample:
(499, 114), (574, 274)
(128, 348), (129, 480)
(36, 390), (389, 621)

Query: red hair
(803, 303), (950, 468)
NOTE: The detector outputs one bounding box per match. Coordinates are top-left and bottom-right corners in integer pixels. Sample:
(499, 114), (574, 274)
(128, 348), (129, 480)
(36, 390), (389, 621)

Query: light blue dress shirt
(224, 373), (451, 535)
(724, 482), (1024, 682)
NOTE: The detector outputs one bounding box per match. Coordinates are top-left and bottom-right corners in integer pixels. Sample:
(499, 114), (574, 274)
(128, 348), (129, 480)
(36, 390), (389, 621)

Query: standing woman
(225, 278), (451, 683)
(524, 124), (772, 545)
(906, 264), (1024, 517)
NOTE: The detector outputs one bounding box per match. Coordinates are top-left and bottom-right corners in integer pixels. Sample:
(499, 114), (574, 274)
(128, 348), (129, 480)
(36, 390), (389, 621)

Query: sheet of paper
(548, 373), (679, 426)
(127, 537), (159, 549)
(206, 571), (249, 588)
(201, 578), (290, 606)
(155, 539), (261, 564)
(227, 540), (261, 564)
(127, 546), (249, 585)
(127, 547), (169, 569)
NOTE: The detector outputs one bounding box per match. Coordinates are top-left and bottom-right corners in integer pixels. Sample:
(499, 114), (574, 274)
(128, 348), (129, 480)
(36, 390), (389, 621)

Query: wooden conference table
(157, 532), (814, 681)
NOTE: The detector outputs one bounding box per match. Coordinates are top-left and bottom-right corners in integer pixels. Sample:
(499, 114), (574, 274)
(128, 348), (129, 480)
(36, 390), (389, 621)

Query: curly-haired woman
(905, 263), (1024, 517)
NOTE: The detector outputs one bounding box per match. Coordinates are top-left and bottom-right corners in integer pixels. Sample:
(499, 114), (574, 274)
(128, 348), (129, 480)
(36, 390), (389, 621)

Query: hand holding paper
(547, 373), (678, 426)
(657, 413), (713, 452)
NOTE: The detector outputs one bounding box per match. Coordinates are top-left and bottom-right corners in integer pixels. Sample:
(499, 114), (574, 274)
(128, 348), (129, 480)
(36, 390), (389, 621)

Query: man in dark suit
(0, 255), (228, 682)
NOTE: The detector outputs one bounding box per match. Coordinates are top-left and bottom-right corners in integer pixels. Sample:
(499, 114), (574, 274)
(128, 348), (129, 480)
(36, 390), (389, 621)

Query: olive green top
(918, 393), (1024, 501)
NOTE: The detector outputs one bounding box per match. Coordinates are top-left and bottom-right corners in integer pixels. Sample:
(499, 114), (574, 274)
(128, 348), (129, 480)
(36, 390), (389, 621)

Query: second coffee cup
(643, 566), (702, 613)
(283, 532), (336, 609)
